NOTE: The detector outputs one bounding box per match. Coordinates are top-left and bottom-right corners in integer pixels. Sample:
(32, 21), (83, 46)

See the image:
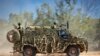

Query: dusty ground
(0, 51), (100, 56)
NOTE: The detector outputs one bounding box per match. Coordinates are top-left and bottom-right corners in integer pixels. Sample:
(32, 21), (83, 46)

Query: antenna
(24, 18), (27, 29)
(67, 21), (69, 29)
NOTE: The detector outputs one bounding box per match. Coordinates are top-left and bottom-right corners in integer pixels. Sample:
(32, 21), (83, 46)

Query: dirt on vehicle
(6, 23), (88, 56)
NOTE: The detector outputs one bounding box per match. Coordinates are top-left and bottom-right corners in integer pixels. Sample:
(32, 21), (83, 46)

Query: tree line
(8, 0), (100, 51)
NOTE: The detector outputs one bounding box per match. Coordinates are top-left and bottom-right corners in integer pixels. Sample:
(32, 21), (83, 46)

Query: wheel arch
(64, 44), (82, 53)
(23, 44), (38, 53)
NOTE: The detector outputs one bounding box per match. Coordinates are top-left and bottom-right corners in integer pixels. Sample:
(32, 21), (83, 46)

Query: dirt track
(0, 51), (100, 56)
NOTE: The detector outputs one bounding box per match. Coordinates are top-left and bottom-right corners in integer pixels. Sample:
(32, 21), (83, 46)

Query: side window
(58, 29), (69, 39)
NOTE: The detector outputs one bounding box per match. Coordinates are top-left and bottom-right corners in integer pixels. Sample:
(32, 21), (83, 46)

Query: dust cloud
(0, 20), (13, 55)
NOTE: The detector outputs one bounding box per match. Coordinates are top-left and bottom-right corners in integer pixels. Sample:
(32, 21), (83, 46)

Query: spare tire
(7, 29), (20, 43)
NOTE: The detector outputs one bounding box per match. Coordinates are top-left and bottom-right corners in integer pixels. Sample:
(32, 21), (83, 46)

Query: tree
(55, 0), (77, 25)
(9, 12), (33, 27)
(34, 3), (54, 26)
(94, 19), (100, 50)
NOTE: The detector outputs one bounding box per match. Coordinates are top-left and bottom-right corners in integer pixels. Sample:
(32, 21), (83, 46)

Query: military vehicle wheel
(23, 47), (36, 56)
(66, 46), (80, 56)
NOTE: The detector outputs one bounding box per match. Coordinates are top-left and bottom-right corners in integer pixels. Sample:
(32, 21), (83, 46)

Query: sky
(0, 0), (55, 20)
(0, 0), (100, 20)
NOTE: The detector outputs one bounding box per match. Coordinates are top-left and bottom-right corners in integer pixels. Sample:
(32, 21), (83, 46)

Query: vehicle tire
(66, 46), (80, 56)
(23, 47), (36, 56)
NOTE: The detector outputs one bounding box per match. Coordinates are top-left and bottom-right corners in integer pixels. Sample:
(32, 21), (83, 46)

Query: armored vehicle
(7, 23), (88, 56)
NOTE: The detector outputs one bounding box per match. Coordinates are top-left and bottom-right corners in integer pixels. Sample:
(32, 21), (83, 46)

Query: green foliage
(34, 3), (54, 26)
(9, 12), (33, 27)
(8, 0), (100, 50)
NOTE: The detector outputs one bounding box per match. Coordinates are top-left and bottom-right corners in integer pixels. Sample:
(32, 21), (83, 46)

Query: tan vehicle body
(7, 25), (88, 56)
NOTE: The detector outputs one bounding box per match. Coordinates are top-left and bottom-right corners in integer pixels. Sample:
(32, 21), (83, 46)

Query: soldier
(18, 22), (21, 29)
(51, 22), (57, 29)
